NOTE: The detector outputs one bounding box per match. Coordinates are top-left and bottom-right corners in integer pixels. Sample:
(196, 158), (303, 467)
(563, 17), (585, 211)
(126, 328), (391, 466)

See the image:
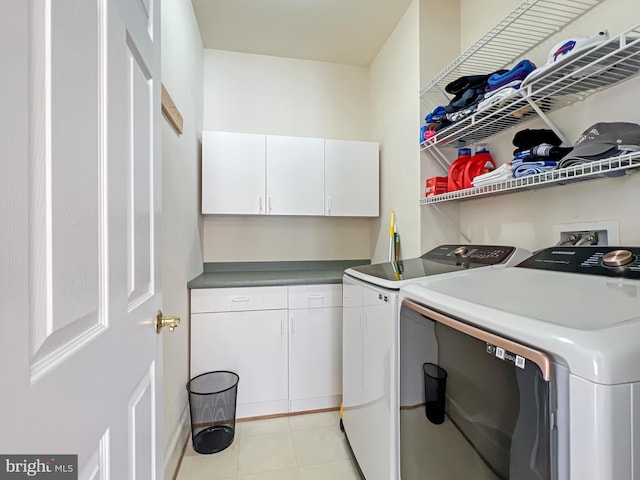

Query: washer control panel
(517, 246), (640, 279)
(423, 244), (516, 265)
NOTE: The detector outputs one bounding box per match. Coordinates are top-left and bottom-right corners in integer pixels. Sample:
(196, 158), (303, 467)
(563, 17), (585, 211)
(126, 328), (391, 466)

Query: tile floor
(177, 411), (362, 480)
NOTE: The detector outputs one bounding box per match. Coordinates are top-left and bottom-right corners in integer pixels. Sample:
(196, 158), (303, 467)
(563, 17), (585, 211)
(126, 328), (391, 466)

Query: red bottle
(463, 149), (495, 189)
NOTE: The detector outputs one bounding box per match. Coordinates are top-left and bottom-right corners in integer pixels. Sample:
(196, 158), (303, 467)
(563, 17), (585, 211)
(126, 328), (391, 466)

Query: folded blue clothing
(485, 80), (521, 95)
(425, 105), (447, 123)
(512, 160), (558, 178)
(487, 60), (536, 87)
(512, 157), (558, 165)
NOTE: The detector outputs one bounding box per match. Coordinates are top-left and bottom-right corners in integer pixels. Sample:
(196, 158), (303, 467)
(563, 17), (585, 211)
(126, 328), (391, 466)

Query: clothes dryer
(399, 246), (640, 480)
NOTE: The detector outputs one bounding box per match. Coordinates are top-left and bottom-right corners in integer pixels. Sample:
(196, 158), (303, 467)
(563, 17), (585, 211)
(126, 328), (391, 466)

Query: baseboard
(164, 403), (191, 480)
(289, 394), (341, 413)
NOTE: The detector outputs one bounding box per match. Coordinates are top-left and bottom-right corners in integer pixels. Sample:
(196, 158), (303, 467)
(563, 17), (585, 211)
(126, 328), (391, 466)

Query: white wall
(369, 1), (421, 262)
(201, 50), (374, 262)
(420, 0), (460, 87)
(418, 0), (464, 253)
(459, 0), (519, 51)
(421, 0), (640, 252)
(160, 0), (204, 477)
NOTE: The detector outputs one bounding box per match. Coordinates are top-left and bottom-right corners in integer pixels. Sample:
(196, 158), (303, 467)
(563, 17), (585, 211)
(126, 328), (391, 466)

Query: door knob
(156, 310), (180, 333)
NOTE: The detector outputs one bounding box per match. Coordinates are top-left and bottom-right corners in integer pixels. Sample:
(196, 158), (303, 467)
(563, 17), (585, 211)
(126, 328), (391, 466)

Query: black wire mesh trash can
(186, 371), (239, 454)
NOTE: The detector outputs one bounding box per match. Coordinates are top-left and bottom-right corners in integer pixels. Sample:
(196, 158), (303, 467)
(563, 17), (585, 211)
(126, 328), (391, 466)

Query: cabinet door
(325, 139), (379, 217)
(289, 306), (342, 412)
(266, 135), (324, 215)
(190, 309), (288, 418)
(202, 131), (266, 214)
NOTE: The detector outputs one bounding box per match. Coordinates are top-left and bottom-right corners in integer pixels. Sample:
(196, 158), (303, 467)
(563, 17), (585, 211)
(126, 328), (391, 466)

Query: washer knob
(453, 246), (468, 256)
(602, 250), (634, 267)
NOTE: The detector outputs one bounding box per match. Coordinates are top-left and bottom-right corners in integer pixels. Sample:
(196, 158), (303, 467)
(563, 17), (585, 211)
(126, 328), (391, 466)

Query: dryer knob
(453, 246), (468, 256)
(603, 250), (634, 267)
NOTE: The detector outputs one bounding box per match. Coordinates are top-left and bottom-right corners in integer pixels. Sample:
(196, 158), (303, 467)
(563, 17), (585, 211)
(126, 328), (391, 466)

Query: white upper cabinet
(202, 131), (266, 214)
(266, 135), (325, 216)
(202, 131), (379, 217)
(325, 139), (379, 217)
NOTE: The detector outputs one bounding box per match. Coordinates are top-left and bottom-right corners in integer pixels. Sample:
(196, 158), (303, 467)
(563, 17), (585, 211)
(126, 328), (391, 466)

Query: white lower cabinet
(191, 308), (289, 418)
(288, 285), (343, 412)
(190, 284), (343, 419)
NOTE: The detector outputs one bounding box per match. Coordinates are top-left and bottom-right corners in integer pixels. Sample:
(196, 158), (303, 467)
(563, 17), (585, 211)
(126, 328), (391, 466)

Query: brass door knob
(156, 310), (180, 333)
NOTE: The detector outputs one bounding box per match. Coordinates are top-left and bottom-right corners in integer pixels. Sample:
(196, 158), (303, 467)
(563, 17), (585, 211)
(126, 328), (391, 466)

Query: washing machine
(341, 244), (531, 480)
(399, 245), (640, 480)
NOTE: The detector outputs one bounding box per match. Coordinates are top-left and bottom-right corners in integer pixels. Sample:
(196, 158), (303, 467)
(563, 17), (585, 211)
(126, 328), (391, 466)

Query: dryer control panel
(517, 246), (640, 279)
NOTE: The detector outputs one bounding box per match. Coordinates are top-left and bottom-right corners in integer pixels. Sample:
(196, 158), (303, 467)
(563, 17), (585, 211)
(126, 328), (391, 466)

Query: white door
(202, 131), (266, 215)
(1, 0), (164, 478)
(191, 311), (289, 419)
(289, 306), (343, 412)
(325, 139), (379, 217)
(266, 135), (325, 215)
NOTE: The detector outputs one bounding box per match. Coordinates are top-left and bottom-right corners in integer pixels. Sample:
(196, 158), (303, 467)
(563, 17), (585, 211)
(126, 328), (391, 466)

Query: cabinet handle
(327, 196), (331, 215)
(231, 297), (250, 302)
(307, 294), (324, 299)
(259, 195), (263, 213)
(281, 316), (285, 335)
(269, 194), (272, 213)
(290, 314), (295, 334)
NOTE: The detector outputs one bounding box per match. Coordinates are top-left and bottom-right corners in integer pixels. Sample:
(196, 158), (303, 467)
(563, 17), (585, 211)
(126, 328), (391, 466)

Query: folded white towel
(477, 87), (520, 113)
(472, 163), (514, 187)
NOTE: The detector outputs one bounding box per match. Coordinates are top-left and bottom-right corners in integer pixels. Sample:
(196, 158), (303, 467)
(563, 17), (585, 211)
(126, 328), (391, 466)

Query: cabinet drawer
(191, 286), (288, 313)
(288, 284), (342, 310)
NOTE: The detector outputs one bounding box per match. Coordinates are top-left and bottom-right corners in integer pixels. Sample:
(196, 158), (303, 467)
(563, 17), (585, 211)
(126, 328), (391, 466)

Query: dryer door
(400, 300), (555, 480)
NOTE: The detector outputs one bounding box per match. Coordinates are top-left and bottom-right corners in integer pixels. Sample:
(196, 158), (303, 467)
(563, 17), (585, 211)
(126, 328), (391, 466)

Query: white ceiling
(191, 0), (413, 67)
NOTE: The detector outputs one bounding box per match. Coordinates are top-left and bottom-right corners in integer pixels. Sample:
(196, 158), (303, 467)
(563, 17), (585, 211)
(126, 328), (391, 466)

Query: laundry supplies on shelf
(419, 16), (640, 206)
(423, 123), (640, 204)
(447, 147), (496, 192)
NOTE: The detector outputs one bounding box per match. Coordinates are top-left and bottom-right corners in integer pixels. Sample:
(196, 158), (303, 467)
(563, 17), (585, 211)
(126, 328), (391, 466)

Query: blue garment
(425, 105), (447, 123)
(487, 60), (536, 88)
(512, 160), (558, 178)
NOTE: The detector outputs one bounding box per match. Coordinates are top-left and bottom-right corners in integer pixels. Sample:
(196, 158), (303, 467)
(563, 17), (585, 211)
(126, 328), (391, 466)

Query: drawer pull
(307, 294), (324, 299)
(231, 297), (250, 302)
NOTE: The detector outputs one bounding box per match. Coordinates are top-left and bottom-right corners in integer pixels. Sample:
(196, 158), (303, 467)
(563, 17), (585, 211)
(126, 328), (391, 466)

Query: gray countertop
(187, 259), (370, 289)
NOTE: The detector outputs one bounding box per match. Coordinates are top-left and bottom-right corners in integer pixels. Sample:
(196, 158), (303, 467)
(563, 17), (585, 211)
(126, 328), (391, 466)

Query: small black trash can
(186, 371), (239, 454)
(423, 362), (447, 425)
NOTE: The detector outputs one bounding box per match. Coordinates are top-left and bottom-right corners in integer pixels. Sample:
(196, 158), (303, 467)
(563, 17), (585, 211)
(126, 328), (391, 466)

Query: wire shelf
(421, 23), (640, 151)
(420, 151), (640, 205)
(420, 0), (603, 100)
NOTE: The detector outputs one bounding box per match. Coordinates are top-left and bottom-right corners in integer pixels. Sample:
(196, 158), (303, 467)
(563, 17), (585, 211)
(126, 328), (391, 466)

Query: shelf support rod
(523, 95), (571, 146)
(428, 145), (452, 173)
(432, 204), (472, 244)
